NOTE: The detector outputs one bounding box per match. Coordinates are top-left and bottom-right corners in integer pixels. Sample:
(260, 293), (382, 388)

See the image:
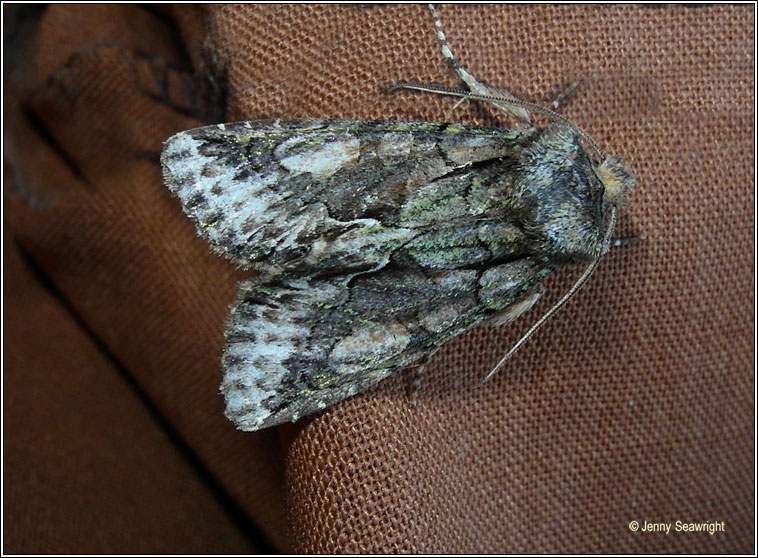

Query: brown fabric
(3, 231), (257, 554)
(4, 3), (753, 554)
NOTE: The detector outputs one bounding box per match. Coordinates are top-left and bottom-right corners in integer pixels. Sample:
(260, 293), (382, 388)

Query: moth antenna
(482, 207), (618, 383)
(427, 4), (532, 126)
(393, 82), (606, 160)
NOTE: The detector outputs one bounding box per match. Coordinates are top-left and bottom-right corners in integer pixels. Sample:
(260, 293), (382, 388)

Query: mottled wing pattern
(222, 259), (553, 431)
(161, 119), (570, 430)
(161, 119), (531, 279)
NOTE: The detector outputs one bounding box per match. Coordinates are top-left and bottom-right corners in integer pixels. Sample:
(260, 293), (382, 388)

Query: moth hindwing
(161, 8), (634, 432)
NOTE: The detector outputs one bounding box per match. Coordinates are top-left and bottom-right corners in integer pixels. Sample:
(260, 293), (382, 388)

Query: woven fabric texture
(5, 4), (753, 553)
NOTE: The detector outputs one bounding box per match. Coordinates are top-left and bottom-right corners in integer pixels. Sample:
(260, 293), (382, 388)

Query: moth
(161, 5), (634, 431)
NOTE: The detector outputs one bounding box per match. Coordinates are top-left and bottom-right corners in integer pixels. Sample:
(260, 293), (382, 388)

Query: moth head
(596, 154), (635, 207)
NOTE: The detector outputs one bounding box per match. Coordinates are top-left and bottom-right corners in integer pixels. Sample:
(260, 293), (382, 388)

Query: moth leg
(407, 348), (440, 407)
(610, 235), (644, 248)
(428, 4), (532, 125)
(550, 81), (581, 111)
(481, 285), (544, 328)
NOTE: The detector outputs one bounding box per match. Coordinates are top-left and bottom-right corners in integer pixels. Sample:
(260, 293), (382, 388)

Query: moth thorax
(596, 154), (635, 206)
